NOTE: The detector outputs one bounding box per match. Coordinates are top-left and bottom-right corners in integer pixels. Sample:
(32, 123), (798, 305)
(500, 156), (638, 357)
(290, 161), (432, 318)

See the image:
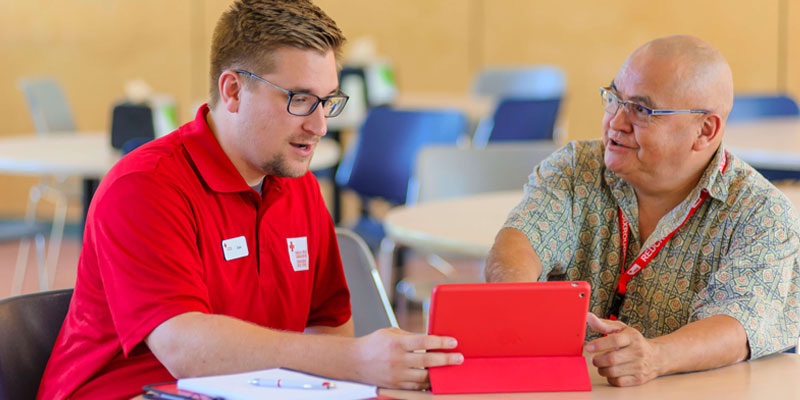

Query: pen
(248, 378), (336, 390)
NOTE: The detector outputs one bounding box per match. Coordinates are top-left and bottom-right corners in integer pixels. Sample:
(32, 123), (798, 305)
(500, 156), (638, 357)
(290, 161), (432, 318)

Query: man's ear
(218, 70), (243, 113)
(693, 113), (722, 151)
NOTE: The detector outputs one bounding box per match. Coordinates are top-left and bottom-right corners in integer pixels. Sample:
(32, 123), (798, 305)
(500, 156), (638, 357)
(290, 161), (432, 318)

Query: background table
(0, 132), (341, 227)
(725, 118), (800, 171)
(384, 186), (800, 260)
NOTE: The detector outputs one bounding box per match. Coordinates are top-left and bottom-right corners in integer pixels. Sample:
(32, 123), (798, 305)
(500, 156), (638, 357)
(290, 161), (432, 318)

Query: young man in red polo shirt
(37, 1), (463, 398)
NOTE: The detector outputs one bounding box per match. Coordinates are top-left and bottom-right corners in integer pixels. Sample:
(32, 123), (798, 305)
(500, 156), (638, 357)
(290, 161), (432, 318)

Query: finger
(406, 351), (464, 368)
(401, 334), (458, 352)
(596, 361), (638, 378)
(592, 337), (648, 367)
(585, 329), (633, 353)
(586, 312), (626, 335)
(396, 380), (430, 391)
(607, 374), (647, 387)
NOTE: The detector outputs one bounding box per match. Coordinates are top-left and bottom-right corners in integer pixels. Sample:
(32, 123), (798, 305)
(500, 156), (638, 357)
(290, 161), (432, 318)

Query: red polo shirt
(38, 105), (351, 400)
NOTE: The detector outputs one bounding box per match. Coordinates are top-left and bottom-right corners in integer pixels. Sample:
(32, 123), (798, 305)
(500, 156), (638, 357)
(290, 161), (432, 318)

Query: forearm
(485, 227), (543, 282)
(305, 318), (354, 335)
(651, 314), (749, 376)
(147, 312), (359, 381)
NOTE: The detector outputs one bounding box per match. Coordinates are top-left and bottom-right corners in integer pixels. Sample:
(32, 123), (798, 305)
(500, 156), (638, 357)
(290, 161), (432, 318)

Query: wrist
(649, 337), (670, 377)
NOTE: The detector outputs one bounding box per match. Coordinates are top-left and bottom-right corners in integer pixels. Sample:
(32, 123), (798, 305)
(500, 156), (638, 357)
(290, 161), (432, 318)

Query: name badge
(287, 237), (309, 271)
(221, 236), (249, 261)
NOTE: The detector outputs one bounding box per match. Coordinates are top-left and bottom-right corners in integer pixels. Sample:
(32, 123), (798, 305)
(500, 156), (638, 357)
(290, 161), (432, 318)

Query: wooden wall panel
(482, 0), (781, 141)
(0, 0), (193, 217)
(0, 0), (795, 218)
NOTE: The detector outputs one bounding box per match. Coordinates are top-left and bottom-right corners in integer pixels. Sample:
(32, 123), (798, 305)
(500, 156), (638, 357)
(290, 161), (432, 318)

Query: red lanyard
(607, 152), (727, 320)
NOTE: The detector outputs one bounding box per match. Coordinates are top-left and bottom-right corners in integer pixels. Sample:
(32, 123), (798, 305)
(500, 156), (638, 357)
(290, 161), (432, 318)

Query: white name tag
(287, 236), (309, 271)
(221, 236), (249, 261)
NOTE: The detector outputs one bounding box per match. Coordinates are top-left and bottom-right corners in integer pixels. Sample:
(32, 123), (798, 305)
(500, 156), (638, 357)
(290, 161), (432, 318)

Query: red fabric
(37, 105), (351, 400)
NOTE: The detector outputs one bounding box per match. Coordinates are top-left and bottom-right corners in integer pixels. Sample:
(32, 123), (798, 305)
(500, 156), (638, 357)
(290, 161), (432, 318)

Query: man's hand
(350, 327), (463, 390)
(585, 313), (663, 387)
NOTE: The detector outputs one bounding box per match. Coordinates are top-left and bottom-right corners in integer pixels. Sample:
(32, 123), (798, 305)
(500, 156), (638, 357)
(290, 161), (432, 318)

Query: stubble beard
(262, 152), (309, 178)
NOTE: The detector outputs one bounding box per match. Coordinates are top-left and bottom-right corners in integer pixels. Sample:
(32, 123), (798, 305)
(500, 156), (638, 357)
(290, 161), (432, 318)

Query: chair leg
(11, 237), (32, 296)
(44, 186), (68, 289)
(377, 237), (397, 298)
(34, 233), (47, 291)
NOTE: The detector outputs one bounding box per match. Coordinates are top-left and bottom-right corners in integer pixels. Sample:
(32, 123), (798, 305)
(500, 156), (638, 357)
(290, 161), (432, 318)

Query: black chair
(110, 102), (156, 150)
(0, 289), (73, 400)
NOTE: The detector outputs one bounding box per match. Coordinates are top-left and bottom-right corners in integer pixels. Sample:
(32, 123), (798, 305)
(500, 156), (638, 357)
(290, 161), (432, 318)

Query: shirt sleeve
(305, 174), (352, 328)
(690, 189), (800, 358)
(91, 172), (212, 355)
(503, 143), (579, 280)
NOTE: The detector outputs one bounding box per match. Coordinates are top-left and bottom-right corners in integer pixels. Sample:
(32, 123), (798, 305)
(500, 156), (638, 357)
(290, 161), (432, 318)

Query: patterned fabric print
(504, 140), (800, 358)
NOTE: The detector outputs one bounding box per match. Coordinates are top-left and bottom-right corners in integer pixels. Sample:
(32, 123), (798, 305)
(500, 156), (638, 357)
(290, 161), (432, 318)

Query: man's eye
(292, 95), (311, 105)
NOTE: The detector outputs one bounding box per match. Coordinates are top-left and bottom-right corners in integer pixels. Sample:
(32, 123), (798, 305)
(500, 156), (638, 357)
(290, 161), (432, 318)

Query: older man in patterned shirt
(486, 35), (800, 387)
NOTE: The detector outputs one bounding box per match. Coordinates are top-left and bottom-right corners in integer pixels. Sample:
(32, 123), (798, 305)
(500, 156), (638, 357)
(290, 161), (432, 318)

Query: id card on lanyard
(607, 152), (727, 320)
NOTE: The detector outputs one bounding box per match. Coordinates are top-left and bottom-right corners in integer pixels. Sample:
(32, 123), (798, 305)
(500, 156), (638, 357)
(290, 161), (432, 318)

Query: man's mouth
(609, 138), (628, 148)
(291, 142), (314, 150)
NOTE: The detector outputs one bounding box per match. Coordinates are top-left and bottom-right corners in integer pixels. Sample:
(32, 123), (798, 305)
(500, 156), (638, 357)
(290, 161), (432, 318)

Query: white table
(384, 187), (800, 260)
(383, 190), (523, 259)
(0, 132), (341, 226)
(0, 133), (340, 177)
(130, 352), (800, 400)
(724, 117), (800, 171)
(382, 352), (800, 400)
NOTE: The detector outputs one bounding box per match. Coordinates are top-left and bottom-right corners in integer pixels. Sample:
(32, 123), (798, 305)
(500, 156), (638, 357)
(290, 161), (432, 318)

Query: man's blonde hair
(208, 0), (345, 107)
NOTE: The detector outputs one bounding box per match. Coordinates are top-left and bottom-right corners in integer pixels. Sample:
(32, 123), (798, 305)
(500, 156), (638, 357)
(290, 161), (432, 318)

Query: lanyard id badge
(607, 151), (727, 320)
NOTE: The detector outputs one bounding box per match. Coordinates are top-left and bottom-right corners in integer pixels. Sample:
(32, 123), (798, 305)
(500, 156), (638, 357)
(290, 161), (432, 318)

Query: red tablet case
(427, 281), (591, 394)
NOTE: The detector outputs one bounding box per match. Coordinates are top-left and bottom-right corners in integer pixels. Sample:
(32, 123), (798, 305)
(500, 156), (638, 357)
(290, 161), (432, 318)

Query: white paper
(177, 368), (377, 400)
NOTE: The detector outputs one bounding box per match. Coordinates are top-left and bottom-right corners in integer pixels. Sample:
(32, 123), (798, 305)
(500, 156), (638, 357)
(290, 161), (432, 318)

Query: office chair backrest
(336, 107), (468, 205)
(18, 78), (77, 134)
(110, 102), (156, 149)
(336, 228), (398, 336)
(728, 94), (800, 123)
(408, 141), (560, 205)
(472, 66), (566, 100)
(473, 98), (561, 146)
(0, 289), (73, 400)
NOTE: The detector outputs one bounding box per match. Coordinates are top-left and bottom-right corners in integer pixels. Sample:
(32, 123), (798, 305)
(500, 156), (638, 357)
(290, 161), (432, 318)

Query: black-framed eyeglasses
(234, 69), (349, 118)
(600, 87), (708, 127)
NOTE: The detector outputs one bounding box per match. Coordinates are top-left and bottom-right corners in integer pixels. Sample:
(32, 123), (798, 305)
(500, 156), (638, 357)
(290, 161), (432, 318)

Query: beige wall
(1, 0), (797, 218)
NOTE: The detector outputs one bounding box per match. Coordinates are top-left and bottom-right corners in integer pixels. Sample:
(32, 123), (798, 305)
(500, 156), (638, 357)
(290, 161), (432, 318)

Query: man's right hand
(350, 328), (463, 390)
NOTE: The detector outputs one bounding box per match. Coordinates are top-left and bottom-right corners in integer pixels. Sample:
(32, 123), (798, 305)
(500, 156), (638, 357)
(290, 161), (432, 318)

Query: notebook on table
(427, 281), (592, 394)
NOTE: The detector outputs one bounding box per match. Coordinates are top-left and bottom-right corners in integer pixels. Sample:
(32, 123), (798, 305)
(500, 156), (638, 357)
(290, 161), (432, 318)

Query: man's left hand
(585, 312), (663, 387)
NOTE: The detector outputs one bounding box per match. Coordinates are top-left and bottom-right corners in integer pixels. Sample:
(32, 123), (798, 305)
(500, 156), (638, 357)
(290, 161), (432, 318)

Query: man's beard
(262, 152), (308, 178)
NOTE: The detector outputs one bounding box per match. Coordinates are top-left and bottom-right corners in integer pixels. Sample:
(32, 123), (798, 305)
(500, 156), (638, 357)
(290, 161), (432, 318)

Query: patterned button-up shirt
(504, 140), (800, 358)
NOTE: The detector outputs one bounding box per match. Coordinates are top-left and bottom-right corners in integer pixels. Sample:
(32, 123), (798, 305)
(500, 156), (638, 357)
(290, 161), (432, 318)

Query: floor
(0, 236), (81, 298)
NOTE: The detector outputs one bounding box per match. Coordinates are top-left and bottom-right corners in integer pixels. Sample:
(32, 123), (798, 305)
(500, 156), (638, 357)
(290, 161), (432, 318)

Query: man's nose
(609, 103), (633, 132)
(303, 104), (328, 137)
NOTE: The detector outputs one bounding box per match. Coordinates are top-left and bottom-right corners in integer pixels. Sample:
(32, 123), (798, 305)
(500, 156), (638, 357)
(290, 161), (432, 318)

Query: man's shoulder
(720, 154), (799, 226)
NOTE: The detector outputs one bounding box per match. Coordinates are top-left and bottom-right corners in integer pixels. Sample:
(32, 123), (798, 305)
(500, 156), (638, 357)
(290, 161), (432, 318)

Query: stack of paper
(177, 368), (377, 400)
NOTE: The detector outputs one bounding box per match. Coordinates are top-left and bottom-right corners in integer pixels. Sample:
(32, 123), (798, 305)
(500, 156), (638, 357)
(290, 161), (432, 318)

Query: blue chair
(728, 94), (800, 181)
(472, 98), (561, 146)
(470, 66), (565, 147)
(335, 107), (467, 250)
(728, 94), (800, 123)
